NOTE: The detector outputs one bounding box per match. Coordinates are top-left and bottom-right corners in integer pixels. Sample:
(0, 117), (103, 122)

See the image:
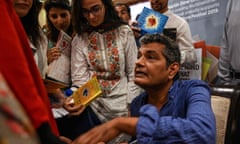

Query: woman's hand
(63, 97), (86, 116)
(47, 47), (61, 64)
(49, 89), (65, 108)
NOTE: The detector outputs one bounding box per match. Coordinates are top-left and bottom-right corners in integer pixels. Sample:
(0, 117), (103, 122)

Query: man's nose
(135, 57), (145, 66)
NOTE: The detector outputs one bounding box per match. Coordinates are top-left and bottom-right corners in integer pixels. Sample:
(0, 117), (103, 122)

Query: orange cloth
(0, 0), (58, 135)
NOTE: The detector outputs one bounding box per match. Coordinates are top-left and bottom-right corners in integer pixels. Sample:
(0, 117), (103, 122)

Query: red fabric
(193, 40), (207, 57)
(206, 45), (220, 59)
(0, 0), (58, 135)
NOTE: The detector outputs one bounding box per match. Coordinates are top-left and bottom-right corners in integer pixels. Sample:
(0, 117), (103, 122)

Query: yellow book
(202, 57), (212, 81)
(72, 77), (102, 106)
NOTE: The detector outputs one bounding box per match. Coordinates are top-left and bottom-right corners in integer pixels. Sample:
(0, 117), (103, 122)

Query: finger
(68, 106), (86, 116)
(59, 136), (72, 144)
(64, 101), (85, 112)
(64, 97), (74, 105)
(131, 27), (141, 31)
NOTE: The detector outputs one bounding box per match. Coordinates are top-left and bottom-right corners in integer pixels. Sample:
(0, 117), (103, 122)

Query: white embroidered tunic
(71, 25), (141, 122)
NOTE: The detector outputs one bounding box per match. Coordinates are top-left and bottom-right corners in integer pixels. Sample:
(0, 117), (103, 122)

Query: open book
(46, 30), (72, 88)
(72, 77), (102, 106)
(43, 78), (68, 93)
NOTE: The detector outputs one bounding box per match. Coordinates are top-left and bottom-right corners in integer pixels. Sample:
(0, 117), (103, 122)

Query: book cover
(137, 7), (168, 34)
(72, 77), (102, 106)
(206, 51), (219, 83)
(202, 57), (212, 80)
(179, 48), (202, 80)
(47, 30), (72, 85)
(193, 40), (207, 57)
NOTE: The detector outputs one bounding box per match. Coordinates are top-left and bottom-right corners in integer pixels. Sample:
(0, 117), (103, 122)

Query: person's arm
(176, 18), (196, 65)
(47, 47), (61, 64)
(121, 26), (142, 104)
(71, 34), (91, 86)
(217, 5), (231, 84)
(136, 81), (216, 143)
(63, 35), (90, 115)
(72, 117), (138, 144)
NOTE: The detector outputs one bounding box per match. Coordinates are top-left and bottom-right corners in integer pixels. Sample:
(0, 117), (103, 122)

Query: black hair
(72, 0), (125, 35)
(44, 0), (73, 42)
(20, 0), (42, 48)
(114, 3), (131, 16)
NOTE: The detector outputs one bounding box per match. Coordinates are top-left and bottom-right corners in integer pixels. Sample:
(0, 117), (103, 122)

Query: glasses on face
(82, 5), (103, 17)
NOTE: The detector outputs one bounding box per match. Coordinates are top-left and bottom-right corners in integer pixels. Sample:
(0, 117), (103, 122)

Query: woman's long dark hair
(20, 0), (42, 48)
(44, 0), (73, 43)
(72, 0), (125, 35)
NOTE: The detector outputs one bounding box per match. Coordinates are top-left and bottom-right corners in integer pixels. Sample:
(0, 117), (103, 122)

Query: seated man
(71, 34), (216, 144)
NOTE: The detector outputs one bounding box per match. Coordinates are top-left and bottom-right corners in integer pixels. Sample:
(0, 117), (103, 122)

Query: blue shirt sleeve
(135, 81), (216, 144)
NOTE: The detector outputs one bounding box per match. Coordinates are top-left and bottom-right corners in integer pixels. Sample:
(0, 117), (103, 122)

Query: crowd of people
(1, 0), (239, 143)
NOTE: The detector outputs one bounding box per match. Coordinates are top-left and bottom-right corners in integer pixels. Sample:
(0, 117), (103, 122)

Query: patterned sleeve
(119, 25), (142, 103)
(71, 34), (91, 87)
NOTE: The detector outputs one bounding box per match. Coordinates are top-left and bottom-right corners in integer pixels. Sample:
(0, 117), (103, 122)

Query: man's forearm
(114, 117), (138, 136)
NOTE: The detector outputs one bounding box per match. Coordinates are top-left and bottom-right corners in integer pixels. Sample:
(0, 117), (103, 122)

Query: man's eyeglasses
(82, 5), (103, 17)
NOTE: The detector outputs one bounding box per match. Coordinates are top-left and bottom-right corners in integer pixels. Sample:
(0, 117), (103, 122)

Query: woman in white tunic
(63, 0), (141, 142)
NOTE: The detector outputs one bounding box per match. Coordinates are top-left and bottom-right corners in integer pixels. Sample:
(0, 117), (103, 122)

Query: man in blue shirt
(71, 34), (216, 144)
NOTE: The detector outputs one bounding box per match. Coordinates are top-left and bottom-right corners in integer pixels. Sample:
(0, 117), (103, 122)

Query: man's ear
(168, 62), (180, 80)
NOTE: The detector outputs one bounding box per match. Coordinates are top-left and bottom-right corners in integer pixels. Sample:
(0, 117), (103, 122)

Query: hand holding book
(63, 77), (102, 115)
(47, 47), (61, 64)
(47, 30), (72, 85)
(72, 77), (102, 106)
(63, 97), (86, 116)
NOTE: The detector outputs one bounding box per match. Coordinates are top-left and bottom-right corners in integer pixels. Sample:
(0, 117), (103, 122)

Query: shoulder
(72, 33), (87, 46)
(118, 24), (132, 31)
(115, 24), (135, 42)
(72, 34), (80, 43)
(177, 79), (209, 88)
(177, 79), (210, 94)
(117, 24), (134, 35)
(33, 29), (48, 51)
(40, 30), (48, 44)
(165, 10), (186, 21)
(165, 10), (189, 27)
